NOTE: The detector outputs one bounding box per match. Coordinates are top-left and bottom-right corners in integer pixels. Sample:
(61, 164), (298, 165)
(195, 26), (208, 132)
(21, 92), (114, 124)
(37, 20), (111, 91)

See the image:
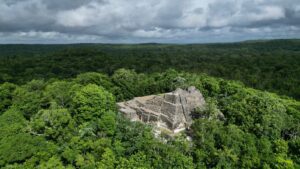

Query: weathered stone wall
(117, 86), (206, 133)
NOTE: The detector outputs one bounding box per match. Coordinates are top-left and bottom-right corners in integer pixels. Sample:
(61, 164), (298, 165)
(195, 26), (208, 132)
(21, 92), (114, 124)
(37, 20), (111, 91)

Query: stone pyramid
(117, 86), (205, 133)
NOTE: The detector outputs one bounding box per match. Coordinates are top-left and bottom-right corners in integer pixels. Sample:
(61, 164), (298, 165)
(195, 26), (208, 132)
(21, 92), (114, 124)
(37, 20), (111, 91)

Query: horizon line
(0, 38), (299, 45)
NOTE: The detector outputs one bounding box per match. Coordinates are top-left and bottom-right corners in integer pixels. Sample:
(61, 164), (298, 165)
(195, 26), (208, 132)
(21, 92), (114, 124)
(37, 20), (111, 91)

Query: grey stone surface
(117, 86), (206, 133)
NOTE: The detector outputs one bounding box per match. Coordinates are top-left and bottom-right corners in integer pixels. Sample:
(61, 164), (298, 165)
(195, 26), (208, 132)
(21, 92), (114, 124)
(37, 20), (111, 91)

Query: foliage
(71, 84), (115, 123)
(1, 40), (300, 99)
(0, 67), (299, 168)
(0, 82), (16, 114)
(29, 108), (75, 142)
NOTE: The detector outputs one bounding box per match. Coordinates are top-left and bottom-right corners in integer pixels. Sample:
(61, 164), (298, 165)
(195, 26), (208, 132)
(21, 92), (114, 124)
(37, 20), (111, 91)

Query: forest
(0, 39), (299, 99)
(0, 39), (300, 168)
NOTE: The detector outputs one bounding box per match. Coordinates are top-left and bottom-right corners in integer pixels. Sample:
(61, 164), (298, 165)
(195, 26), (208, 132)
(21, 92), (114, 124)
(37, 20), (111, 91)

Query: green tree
(12, 80), (46, 119)
(97, 111), (116, 136)
(98, 148), (115, 169)
(75, 72), (114, 90)
(29, 108), (75, 142)
(111, 69), (139, 100)
(0, 133), (56, 167)
(0, 108), (26, 139)
(71, 84), (115, 123)
(45, 81), (74, 108)
(116, 152), (152, 169)
(0, 82), (16, 114)
(38, 156), (65, 169)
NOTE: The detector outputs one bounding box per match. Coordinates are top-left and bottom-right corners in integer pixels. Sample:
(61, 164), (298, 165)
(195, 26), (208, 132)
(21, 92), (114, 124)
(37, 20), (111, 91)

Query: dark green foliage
(1, 40), (300, 99)
(12, 80), (47, 119)
(0, 62), (299, 168)
(44, 81), (75, 108)
(0, 83), (16, 114)
(220, 90), (288, 138)
(75, 72), (114, 89)
(98, 111), (116, 136)
(111, 69), (140, 100)
(289, 138), (300, 164)
(0, 109), (26, 138)
(29, 108), (75, 142)
(0, 133), (56, 166)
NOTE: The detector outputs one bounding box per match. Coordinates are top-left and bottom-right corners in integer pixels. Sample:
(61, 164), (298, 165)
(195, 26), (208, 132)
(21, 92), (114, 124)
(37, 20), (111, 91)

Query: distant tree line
(0, 39), (299, 100)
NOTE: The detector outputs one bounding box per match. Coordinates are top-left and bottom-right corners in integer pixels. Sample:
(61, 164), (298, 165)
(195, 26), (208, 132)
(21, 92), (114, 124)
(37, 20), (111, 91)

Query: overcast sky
(0, 0), (300, 44)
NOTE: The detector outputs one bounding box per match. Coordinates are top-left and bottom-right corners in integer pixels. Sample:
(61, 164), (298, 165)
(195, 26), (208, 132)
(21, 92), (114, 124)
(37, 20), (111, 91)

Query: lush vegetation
(0, 39), (300, 99)
(0, 68), (299, 168)
(0, 39), (299, 168)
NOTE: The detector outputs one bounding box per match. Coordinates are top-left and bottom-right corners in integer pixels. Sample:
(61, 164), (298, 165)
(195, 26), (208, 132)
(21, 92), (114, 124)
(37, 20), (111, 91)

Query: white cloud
(56, 2), (99, 27)
(248, 6), (285, 21)
(0, 0), (299, 43)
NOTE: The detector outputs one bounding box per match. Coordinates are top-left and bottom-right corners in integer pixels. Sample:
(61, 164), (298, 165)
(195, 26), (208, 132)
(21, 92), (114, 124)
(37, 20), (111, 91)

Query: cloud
(0, 0), (299, 43)
(249, 6), (285, 21)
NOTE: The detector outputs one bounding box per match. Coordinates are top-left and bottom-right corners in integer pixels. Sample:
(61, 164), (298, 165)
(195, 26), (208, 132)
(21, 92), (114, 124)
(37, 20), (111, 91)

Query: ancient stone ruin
(117, 86), (206, 134)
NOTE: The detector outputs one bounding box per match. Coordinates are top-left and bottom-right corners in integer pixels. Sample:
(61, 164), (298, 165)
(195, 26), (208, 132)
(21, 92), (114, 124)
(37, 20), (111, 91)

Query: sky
(0, 0), (300, 44)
